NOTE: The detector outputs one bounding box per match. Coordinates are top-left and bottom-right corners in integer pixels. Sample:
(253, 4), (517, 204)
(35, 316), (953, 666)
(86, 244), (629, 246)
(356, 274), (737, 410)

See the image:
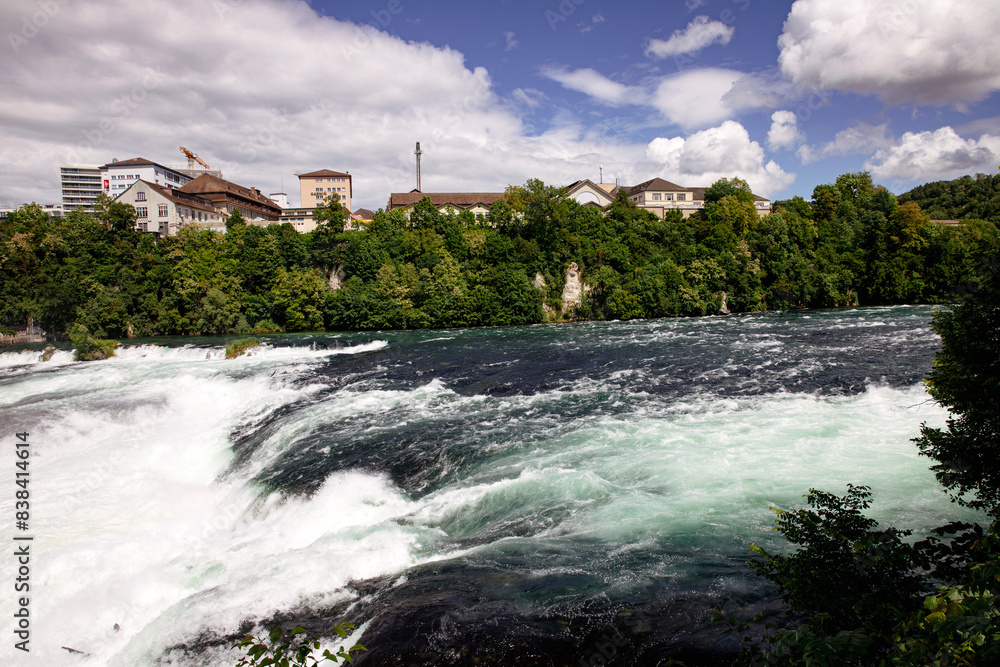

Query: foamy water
(0, 309), (981, 665)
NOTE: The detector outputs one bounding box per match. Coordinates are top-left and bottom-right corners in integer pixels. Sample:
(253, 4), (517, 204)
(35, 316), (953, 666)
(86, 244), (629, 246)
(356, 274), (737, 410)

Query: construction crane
(179, 146), (211, 170)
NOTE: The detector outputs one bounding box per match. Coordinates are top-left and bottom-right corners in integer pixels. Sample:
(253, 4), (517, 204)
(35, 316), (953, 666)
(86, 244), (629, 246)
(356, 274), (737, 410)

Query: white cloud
(651, 68), (771, 130)
(798, 122), (893, 164)
(767, 110), (805, 151)
(646, 121), (796, 196)
(504, 31), (518, 52)
(864, 127), (1000, 182)
(0, 0), (661, 210)
(580, 12), (606, 34)
(646, 16), (734, 58)
(539, 66), (640, 106)
(778, 0), (1000, 105)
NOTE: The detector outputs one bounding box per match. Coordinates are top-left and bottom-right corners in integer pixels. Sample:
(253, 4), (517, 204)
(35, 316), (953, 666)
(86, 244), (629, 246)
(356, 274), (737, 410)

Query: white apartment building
(102, 157), (192, 198)
(117, 179), (222, 236)
(60, 165), (102, 212)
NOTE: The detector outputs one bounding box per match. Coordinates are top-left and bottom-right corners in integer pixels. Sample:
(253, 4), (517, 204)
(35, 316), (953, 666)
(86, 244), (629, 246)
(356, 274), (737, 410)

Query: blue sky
(1, 0), (999, 211)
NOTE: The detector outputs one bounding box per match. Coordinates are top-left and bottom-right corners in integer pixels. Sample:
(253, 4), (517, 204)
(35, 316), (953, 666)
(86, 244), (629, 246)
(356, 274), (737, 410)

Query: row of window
(313, 177), (347, 183)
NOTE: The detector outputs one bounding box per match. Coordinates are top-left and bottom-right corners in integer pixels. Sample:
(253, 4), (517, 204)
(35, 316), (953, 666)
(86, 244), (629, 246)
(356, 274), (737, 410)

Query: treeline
(1, 172), (998, 339)
(898, 172), (1000, 222)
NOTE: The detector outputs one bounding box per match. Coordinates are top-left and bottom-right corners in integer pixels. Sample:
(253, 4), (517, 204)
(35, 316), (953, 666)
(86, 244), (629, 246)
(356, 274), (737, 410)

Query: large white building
(116, 179), (223, 236)
(101, 157), (192, 198)
(60, 165), (102, 212)
(564, 177), (771, 219)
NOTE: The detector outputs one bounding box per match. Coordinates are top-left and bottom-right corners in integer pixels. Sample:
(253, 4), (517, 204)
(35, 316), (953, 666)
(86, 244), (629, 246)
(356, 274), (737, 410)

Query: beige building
(298, 169), (352, 211)
(564, 179), (619, 208)
(627, 178), (771, 219)
(386, 191), (505, 217)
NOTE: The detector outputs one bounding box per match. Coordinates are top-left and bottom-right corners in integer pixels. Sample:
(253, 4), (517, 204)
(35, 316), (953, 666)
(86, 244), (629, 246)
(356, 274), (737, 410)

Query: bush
(69, 323), (118, 361)
(225, 337), (261, 359)
(232, 624), (366, 666)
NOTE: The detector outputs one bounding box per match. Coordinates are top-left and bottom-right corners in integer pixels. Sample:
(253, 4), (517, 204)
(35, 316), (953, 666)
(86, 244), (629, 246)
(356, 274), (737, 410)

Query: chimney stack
(414, 141), (422, 191)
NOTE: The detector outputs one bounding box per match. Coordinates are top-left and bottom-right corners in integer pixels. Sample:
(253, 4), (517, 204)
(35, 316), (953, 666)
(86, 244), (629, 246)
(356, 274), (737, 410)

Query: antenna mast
(414, 142), (422, 191)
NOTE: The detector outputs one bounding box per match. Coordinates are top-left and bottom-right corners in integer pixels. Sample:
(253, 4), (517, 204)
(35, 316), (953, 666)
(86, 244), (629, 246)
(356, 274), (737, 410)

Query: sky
(1, 0), (999, 212)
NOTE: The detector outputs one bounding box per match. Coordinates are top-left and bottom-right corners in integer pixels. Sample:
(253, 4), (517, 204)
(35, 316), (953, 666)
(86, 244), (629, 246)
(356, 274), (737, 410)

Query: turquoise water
(0, 306), (982, 665)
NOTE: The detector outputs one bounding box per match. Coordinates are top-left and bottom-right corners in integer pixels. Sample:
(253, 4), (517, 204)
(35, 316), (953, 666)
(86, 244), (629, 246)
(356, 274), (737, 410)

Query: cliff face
(328, 265), (347, 291)
(561, 263), (590, 319)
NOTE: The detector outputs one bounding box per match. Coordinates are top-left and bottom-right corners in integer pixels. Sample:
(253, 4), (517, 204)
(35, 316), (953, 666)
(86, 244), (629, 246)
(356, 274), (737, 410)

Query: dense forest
(898, 173), (1000, 222)
(1, 171), (998, 340)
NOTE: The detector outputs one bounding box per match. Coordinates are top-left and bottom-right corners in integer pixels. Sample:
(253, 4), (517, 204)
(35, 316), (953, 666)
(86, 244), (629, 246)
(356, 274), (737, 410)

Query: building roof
(629, 179), (769, 203)
(102, 157), (176, 170)
(142, 181), (219, 215)
(566, 179), (619, 196)
(387, 192), (505, 209)
(298, 169), (351, 178)
(353, 208), (375, 220)
(628, 178), (689, 194)
(179, 173), (281, 212)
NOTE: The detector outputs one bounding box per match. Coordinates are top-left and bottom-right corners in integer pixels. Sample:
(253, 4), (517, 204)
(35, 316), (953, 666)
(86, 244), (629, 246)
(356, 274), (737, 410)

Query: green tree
(314, 192), (348, 233)
(915, 263), (1000, 513)
(225, 209), (246, 234)
(704, 177), (754, 205)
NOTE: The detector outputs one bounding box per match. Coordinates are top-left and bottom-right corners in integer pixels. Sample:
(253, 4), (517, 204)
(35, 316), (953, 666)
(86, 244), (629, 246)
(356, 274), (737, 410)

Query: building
(352, 208), (375, 225)
(278, 207), (319, 233)
(0, 203), (67, 220)
(564, 179), (619, 208)
(386, 191), (505, 217)
(298, 169), (352, 211)
(60, 165), (102, 212)
(178, 173), (282, 221)
(101, 157), (192, 198)
(117, 179), (222, 235)
(625, 178), (705, 218)
(625, 178), (771, 219)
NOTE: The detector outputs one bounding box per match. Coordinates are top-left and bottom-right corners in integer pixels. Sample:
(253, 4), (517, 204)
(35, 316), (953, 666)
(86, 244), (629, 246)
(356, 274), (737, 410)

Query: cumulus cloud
(539, 66), (639, 106)
(646, 121), (796, 196)
(646, 16), (734, 58)
(778, 0), (1000, 105)
(651, 68), (748, 130)
(0, 0), (661, 209)
(767, 110), (805, 151)
(797, 122), (893, 164)
(864, 127), (1000, 182)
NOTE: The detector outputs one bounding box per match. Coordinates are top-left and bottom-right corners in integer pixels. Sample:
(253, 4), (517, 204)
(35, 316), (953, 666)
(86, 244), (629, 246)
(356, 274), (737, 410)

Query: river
(0, 306), (981, 665)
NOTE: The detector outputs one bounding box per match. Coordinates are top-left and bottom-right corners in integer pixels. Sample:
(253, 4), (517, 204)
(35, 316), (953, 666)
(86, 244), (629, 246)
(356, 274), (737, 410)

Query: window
(136, 206), (148, 218)
(677, 194), (685, 201)
(158, 205), (168, 217)
(136, 191), (146, 201)
(651, 194), (661, 201)
(665, 194), (673, 201)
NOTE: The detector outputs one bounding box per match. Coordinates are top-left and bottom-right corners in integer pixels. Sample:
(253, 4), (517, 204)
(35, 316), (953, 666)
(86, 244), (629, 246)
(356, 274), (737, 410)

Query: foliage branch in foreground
(232, 623), (367, 667)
